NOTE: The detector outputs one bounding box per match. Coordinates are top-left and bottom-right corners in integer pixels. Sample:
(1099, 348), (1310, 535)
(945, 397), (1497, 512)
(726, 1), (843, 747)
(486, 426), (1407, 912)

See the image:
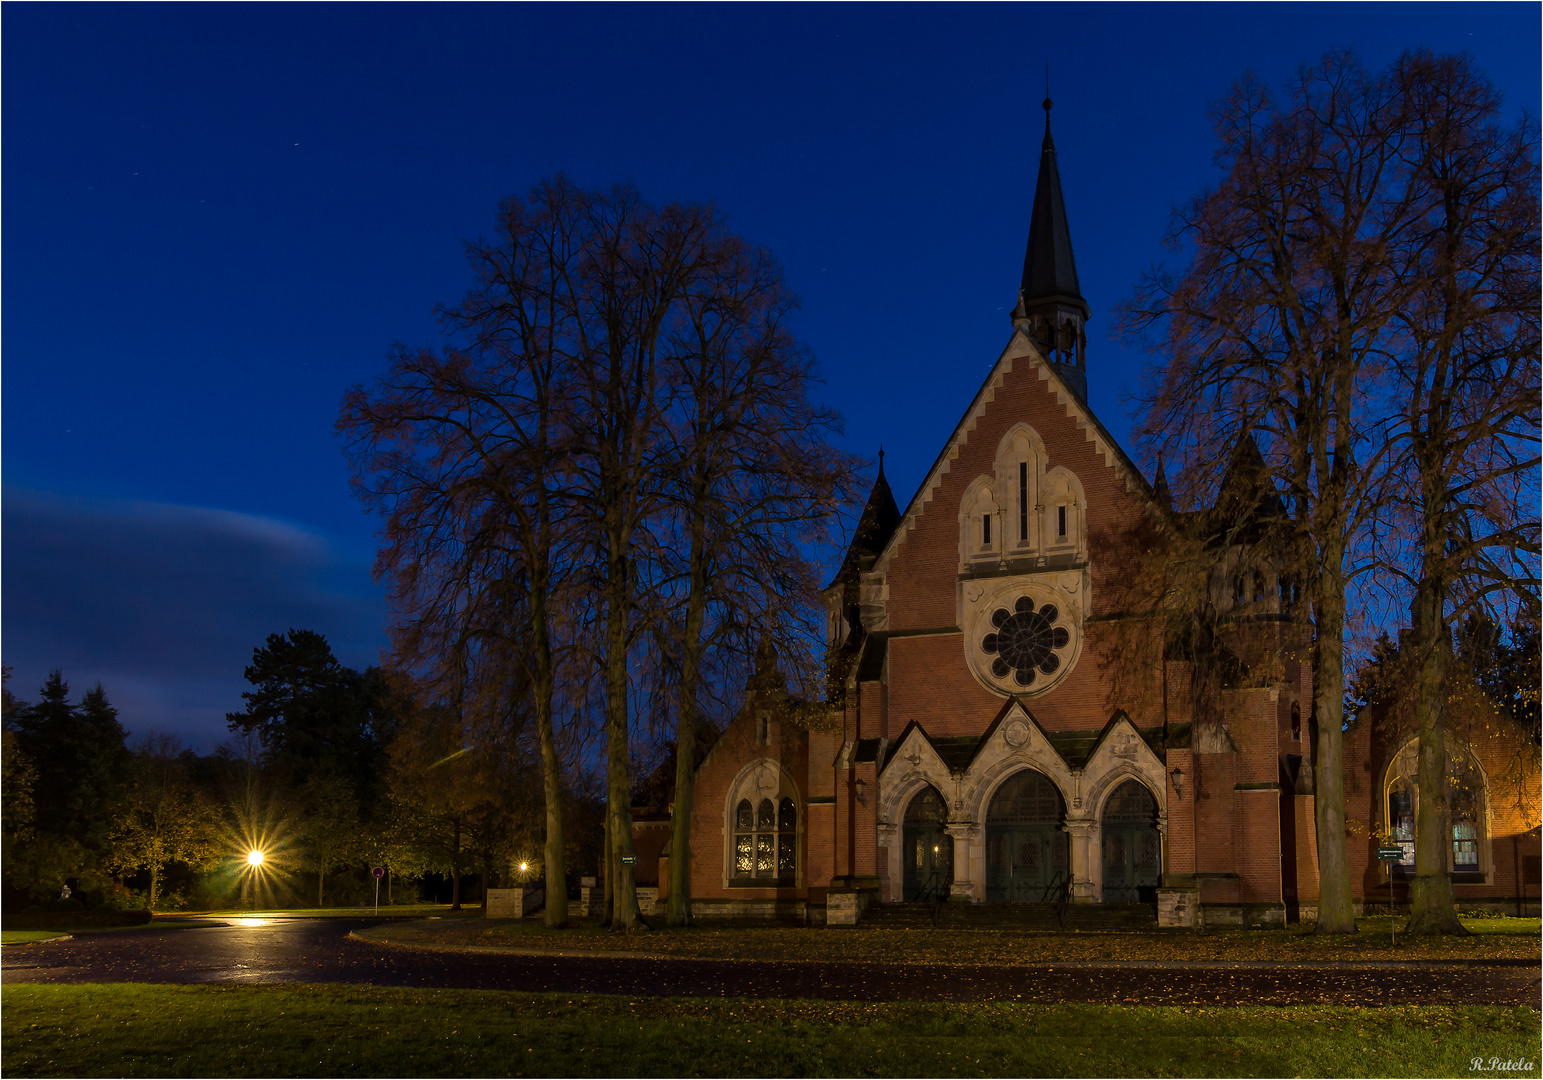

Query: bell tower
(1012, 95), (1090, 400)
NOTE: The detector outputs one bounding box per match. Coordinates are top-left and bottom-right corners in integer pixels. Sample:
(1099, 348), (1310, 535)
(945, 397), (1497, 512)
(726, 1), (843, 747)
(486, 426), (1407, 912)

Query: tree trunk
(604, 530), (639, 932)
(1309, 554), (1358, 934)
(317, 866), (325, 908)
(531, 588), (568, 928)
(667, 509), (710, 927)
(1406, 577), (1468, 935)
(451, 817), (462, 910)
(148, 866), (160, 913)
(601, 807), (613, 926)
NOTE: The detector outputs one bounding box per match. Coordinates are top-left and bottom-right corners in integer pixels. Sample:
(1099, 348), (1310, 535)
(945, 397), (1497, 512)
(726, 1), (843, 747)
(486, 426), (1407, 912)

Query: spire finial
(877, 444), (886, 476)
(1041, 65), (1054, 148)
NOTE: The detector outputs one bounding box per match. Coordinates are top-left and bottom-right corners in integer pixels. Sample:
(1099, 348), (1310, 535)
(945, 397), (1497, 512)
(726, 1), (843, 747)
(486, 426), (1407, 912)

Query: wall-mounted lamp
(855, 778), (867, 806)
(1170, 766), (1185, 800)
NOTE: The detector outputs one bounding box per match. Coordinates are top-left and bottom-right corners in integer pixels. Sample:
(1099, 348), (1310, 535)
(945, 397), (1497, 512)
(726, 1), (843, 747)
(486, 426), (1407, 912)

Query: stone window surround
(874, 706), (1167, 904)
(720, 757), (804, 890)
(1378, 736), (1493, 884)
(959, 572), (1086, 699)
(957, 424), (1086, 572)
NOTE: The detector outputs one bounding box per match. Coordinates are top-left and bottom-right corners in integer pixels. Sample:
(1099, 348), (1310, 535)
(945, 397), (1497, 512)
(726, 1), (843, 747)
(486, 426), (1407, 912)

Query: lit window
(732, 795), (796, 884)
(1384, 750), (1487, 877)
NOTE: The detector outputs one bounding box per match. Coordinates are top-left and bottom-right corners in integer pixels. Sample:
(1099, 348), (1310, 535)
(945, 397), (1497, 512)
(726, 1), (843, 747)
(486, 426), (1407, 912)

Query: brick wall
(684, 695), (810, 903)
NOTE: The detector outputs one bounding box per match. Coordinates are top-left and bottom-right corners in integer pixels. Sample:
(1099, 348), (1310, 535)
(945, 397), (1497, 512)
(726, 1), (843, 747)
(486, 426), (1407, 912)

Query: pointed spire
(1017, 96), (1087, 320)
(1014, 91), (1090, 401)
(829, 456), (902, 588)
(1153, 456), (1172, 510)
(1216, 428), (1287, 521)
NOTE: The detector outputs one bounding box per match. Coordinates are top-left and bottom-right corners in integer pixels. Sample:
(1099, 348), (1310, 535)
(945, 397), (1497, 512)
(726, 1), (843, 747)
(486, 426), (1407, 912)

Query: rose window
(982, 597), (1071, 688)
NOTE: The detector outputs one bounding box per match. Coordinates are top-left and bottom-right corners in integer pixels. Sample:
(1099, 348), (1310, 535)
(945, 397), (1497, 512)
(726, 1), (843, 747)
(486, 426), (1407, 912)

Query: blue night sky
(4, 3), (1538, 749)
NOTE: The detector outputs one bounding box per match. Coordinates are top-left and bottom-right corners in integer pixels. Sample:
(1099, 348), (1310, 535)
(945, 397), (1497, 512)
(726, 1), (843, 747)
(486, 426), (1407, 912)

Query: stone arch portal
(1100, 778), (1161, 902)
(985, 768), (1068, 902)
(901, 785), (952, 902)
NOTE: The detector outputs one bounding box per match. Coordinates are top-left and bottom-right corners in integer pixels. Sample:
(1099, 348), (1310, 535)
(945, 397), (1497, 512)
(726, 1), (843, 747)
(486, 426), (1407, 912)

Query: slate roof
(829, 456), (902, 590)
(883, 716), (1167, 775)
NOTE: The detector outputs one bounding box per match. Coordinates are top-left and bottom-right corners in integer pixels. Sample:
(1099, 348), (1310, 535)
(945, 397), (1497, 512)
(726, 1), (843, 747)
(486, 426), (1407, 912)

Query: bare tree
(565, 189), (715, 931)
(656, 229), (859, 926)
(1121, 53), (1425, 933)
(1373, 53), (1540, 934)
(341, 183), (592, 927)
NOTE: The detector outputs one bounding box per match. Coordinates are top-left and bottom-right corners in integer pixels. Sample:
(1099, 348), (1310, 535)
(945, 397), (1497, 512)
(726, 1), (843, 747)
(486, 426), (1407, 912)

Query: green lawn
(361, 914), (1542, 966)
(1, 931), (70, 945)
(3, 984), (1536, 1078)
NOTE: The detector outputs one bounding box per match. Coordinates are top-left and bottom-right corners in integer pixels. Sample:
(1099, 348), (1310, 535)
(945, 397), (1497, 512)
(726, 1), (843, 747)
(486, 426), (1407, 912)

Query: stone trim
(873, 330), (1160, 578)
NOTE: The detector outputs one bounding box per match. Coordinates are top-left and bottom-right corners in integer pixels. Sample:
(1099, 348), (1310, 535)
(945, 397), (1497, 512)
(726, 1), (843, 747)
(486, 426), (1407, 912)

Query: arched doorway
(1101, 780), (1160, 902)
(986, 770), (1067, 902)
(902, 786), (952, 902)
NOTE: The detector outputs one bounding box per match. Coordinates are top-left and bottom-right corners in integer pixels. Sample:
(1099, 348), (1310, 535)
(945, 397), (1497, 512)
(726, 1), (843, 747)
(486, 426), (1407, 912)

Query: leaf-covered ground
(5, 983), (1538, 1078)
(360, 914), (1542, 965)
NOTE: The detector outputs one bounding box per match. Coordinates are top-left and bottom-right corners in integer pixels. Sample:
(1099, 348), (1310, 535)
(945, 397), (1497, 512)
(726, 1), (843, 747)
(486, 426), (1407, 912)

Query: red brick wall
(1165, 747), (1195, 879)
(1193, 752), (1236, 876)
(884, 361), (1156, 635)
(684, 698), (810, 903)
(1353, 707), (1542, 906)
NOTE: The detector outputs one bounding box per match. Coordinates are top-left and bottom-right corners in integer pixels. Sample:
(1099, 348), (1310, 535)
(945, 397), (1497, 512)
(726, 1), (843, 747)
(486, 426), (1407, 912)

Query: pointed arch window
(1383, 744), (1489, 881)
(1019, 462), (1030, 541)
(731, 792), (797, 885)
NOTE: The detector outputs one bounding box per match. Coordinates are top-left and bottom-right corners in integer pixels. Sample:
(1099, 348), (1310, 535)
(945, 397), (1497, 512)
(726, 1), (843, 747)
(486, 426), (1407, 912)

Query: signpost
(372, 866), (385, 915)
(1377, 847), (1403, 944)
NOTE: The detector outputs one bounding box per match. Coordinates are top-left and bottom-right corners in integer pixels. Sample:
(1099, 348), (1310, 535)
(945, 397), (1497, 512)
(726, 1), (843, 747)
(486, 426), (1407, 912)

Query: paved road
(3, 918), (1537, 1006)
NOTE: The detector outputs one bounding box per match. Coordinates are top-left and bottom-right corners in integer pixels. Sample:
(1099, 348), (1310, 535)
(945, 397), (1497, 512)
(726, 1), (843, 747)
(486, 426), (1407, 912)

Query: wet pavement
(3, 918), (1538, 1006)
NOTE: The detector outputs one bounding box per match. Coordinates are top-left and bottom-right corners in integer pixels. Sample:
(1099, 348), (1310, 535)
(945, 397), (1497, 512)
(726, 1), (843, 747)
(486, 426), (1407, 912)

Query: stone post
(1065, 819), (1097, 903)
(944, 822), (979, 902)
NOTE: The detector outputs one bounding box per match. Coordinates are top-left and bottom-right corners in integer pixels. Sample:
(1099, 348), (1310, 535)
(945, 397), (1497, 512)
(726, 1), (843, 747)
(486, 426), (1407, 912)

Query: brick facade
(636, 323), (1539, 923)
(630, 124), (1540, 923)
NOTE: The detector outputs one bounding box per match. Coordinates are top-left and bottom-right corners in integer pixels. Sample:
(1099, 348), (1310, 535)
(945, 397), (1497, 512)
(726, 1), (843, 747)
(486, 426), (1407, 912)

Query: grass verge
(3, 984), (1537, 1078)
(1, 931), (69, 945)
(362, 915), (1542, 966)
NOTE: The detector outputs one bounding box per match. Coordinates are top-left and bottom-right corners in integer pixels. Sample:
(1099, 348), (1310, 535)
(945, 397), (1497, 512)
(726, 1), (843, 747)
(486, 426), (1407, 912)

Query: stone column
(1065, 819), (1097, 903)
(876, 822), (898, 903)
(944, 822), (979, 902)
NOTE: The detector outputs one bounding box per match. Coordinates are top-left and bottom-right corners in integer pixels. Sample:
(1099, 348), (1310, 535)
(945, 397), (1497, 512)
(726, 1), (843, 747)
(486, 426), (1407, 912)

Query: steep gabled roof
(872, 331), (1162, 574)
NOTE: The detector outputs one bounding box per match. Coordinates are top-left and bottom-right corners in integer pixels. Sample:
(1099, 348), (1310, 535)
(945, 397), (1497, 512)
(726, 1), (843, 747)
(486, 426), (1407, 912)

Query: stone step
(860, 902), (1158, 930)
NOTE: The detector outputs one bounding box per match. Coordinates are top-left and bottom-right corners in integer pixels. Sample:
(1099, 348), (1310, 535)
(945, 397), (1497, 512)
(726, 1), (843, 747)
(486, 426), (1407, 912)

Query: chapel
(631, 99), (1541, 927)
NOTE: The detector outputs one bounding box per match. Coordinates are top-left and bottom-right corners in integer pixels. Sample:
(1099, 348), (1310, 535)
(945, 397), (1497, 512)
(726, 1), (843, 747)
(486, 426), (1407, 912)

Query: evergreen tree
(226, 629), (393, 798)
(8, 672), (129, 855)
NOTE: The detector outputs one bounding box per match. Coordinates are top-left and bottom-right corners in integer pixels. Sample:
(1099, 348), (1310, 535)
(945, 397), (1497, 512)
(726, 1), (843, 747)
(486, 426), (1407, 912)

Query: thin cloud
(2, 487), (387, 750)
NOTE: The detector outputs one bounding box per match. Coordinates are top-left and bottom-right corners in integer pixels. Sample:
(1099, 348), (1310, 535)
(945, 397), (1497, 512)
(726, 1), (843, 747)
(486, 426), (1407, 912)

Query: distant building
(635, 100), (1540, 926)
